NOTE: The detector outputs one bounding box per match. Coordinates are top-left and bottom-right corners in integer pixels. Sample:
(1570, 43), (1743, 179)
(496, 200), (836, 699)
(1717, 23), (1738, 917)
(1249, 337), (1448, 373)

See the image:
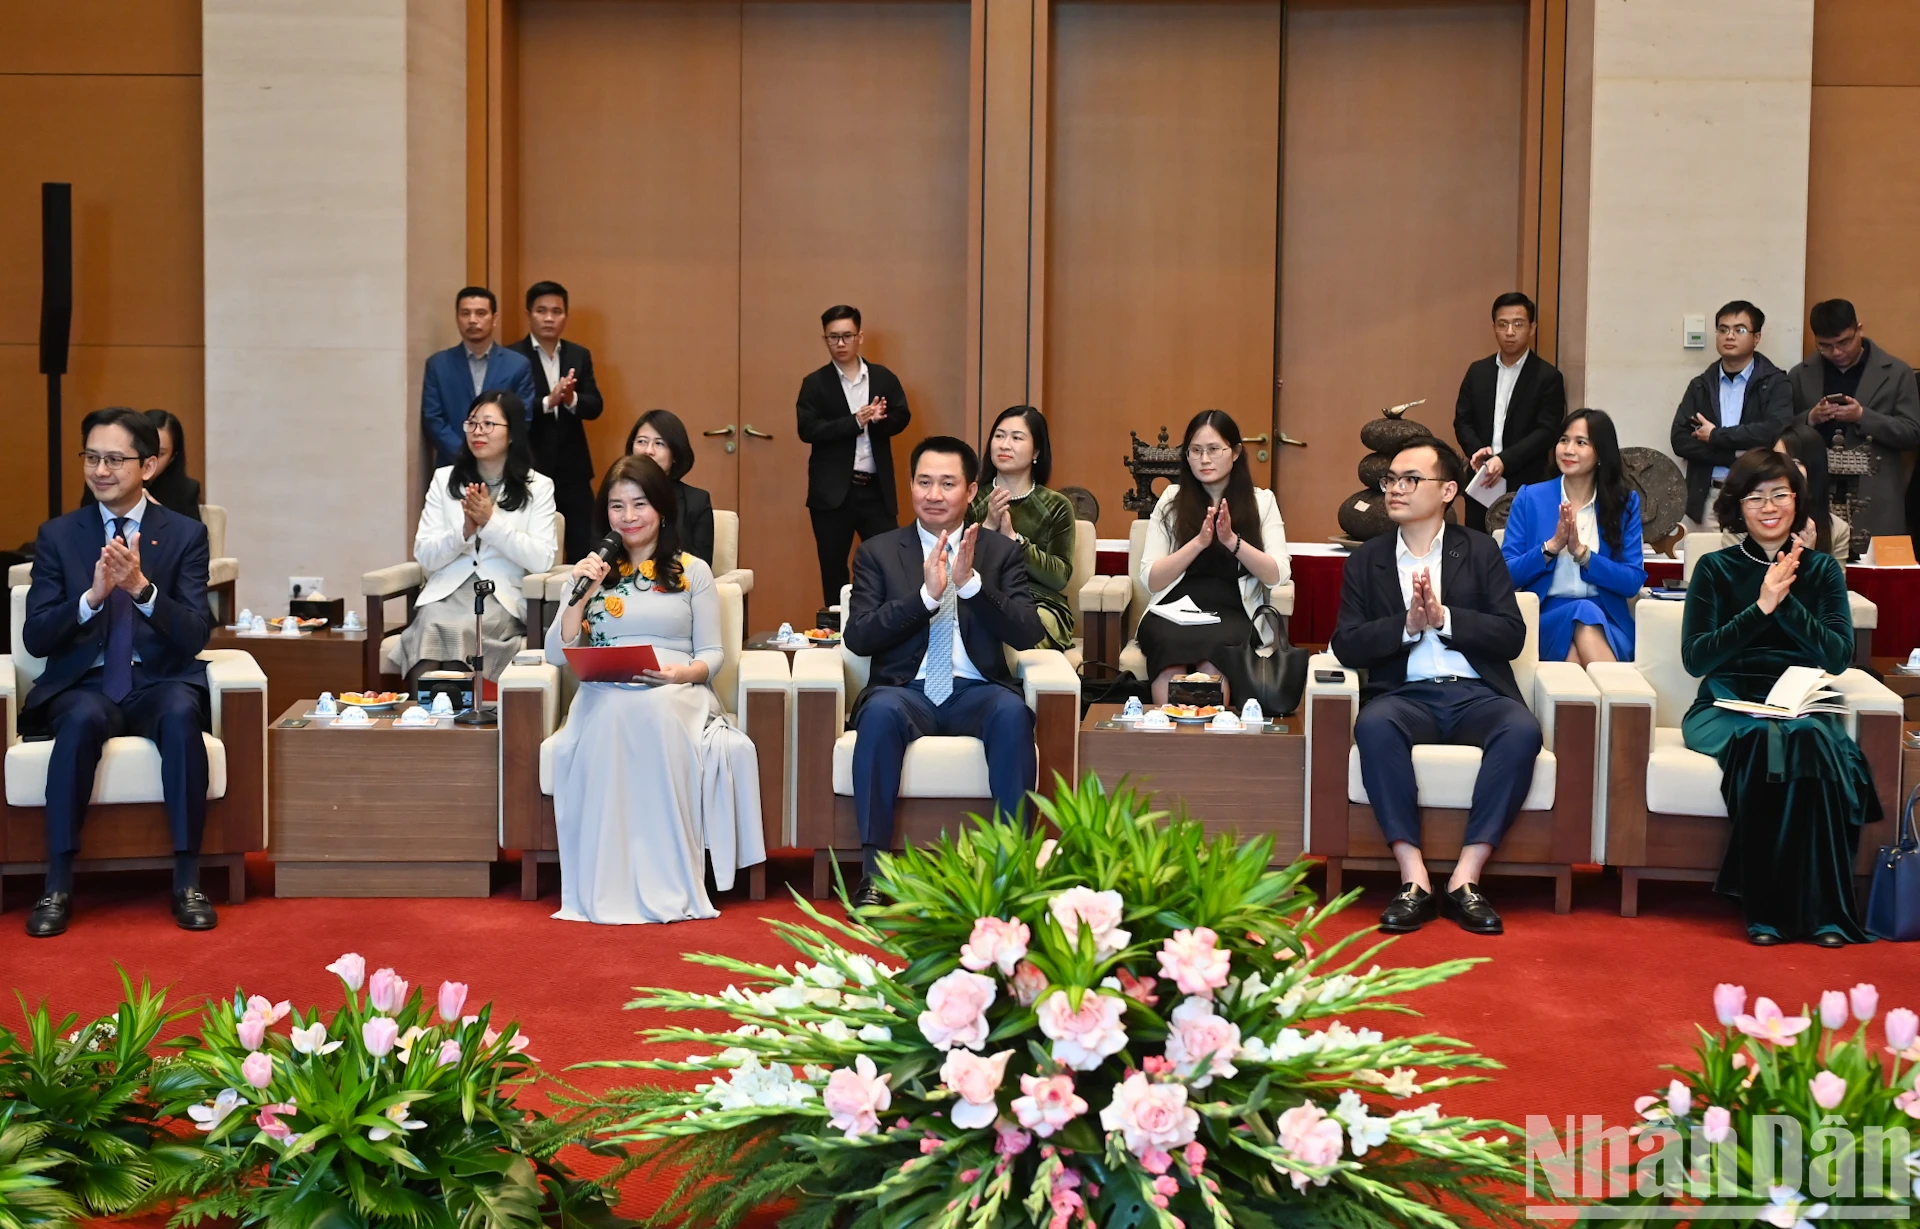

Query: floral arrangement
(1577, 982), (1920, 1227)
(568, 777), (1525, 1229)
(150, 954), (615, 1229)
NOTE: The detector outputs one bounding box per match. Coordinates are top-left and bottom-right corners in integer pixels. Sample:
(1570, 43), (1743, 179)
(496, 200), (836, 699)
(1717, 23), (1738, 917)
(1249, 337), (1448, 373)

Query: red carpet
(5, 856), (1917, 1220)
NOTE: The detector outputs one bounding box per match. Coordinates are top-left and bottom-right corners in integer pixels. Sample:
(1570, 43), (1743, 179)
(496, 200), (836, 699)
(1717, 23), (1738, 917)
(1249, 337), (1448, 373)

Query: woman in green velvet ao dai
(968, 406), (1077, 650)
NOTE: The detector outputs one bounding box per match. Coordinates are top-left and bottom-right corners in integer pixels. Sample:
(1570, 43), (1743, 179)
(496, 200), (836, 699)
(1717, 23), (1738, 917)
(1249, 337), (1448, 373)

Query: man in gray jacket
(1670, 300), (1793, 528)
(1790, 298), (1920, 547)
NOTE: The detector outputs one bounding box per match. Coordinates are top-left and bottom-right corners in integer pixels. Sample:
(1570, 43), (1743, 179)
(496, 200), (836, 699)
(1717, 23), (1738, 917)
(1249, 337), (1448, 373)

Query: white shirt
(838, 360), (876, 474)
(77, 496), (157, 665)
(1546, 478), (1600, 599)
(533, 337), (576, 414)
(913, 521), (986, 686)
(1396, 529), (1478, 681)
(1492, 350), (1528, 455)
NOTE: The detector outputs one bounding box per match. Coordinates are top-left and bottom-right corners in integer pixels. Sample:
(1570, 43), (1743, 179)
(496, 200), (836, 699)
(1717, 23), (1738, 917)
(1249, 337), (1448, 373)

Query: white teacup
(1139, 710), (1174, 730)
(315, 692), (337, 716)
(334, 706), (372, 726)
(1209, 711), (1244, 730)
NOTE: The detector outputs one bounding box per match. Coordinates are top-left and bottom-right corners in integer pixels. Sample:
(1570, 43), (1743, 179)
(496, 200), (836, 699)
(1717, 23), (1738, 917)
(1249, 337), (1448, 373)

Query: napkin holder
(1167, 676), (1224, 708)
(290, 597), (345, 624)
(416, 670), (473, 713)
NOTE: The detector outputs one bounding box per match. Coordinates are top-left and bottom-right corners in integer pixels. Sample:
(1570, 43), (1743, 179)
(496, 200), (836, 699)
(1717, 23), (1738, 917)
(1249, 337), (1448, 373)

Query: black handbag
(1218, 603), (1310, 717)
(1866, 784), (1920, 941)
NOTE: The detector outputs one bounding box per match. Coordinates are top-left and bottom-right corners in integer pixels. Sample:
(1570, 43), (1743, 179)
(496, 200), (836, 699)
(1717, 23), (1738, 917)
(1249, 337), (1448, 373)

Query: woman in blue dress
(1501, 408), (1645, 663)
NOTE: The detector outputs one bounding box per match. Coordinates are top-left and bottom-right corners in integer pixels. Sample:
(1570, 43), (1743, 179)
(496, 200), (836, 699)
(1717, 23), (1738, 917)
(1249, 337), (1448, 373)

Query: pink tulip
(1896, 1090), (1920, 1119)
(1712, 983), (1746, 1027)
(255, 1101), (297, 1141)
(362, 1016), (400, 1058)
(1667, 1079), (1691, 1119)
(1810, 1071), (1847, 1109)
(1702, 1106), (1731, 1143)
(1735, 997), (1812, 1046)
(367, 968), (410, 1015)
(437, 981), (468, 1023)
(246, 995), (291, 1023)
(241, 1050), (273, 1090)
(326, 953), (366, 992)
(1850, 983), (1878, 1022)
(1887, 1008), (1919, 1052)
(236, 1012), (268, 1051)
(1820, 991), (1848, 1030)
(437, 1040), (462, 1066)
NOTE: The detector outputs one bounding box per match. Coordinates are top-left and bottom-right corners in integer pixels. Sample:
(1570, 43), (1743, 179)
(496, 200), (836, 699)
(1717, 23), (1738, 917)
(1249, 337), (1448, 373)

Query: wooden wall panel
(1044, 2), (1281, 536)
(0, 0), (200, 75)
(1812, 0), (1920, 87)
(1277, 1), (1526, 546)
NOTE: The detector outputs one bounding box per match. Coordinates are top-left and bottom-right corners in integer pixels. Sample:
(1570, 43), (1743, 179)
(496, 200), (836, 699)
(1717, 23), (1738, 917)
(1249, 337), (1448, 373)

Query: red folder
(562, 644), (663, 683)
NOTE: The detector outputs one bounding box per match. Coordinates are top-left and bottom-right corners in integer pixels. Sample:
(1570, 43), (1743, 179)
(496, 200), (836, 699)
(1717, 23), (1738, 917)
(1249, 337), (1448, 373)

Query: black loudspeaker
(40, 183), (71, 377)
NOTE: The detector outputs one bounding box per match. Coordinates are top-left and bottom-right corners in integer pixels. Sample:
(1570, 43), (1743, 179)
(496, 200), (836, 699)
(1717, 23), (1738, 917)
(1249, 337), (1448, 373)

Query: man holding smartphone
(1788, 298), (1920, 549)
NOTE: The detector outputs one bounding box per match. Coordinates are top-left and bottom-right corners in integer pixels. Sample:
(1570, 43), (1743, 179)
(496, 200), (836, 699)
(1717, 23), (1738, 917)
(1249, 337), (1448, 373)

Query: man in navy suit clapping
(421, 287), (538, 467)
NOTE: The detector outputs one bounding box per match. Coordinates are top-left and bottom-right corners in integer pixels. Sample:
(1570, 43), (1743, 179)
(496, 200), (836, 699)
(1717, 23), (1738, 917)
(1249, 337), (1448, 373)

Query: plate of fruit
(338, 690), (407, 711)
(1159, 703), (1222, 724)
(269, 616), (329, 630)
(804, 628), (841, 645)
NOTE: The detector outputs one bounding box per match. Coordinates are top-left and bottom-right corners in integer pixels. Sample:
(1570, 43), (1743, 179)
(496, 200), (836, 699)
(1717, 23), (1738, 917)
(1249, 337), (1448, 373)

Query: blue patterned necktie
(103, 517), (135, 703)
(924, 545), (959, 706)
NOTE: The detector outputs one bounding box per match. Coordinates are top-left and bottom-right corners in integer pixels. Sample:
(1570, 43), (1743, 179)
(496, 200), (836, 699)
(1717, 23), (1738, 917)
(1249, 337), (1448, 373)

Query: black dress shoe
(172, 888), (218, 931)
(1378, 884), (1437, 932)
(1811, 928), (1849, 948)
(26, 893), (71, 938)
(848, 879), (886, 911)
(1747, 926), (1784, 946)
(1442, 884), (1503, 935)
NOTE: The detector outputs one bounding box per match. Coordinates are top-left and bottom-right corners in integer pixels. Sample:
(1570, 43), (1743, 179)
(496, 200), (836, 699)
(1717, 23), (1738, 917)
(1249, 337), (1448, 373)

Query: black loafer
(1811, 929), (1849, 948)
(848, 879), (886, 912)
(1378, 883), (1437, 932)
(26, 893), (71, 938)
(172, 887), (218, 931)
(1747, 926), (1784, 946)
(1443, 884), (1503, 935)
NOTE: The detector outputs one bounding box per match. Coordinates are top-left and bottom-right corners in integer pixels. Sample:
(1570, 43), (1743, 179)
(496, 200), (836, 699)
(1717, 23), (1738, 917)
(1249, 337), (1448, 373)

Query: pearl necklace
(1738, 535), (1781, 565)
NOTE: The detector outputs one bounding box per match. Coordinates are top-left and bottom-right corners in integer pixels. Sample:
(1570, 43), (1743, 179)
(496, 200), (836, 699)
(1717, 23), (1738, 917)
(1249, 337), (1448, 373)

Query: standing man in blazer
(842, 436), (1044, 908)
(797, 305), (913, 606)
(1669, 301), (1793, 529)
(19, 408), (217, 937)
(1788, 298), (1920, 546)
(509, 280), (604, 563)
(1453, 292), (1568, 531)
(421, 287), (538, 469)
(1331, 436), (1540, 937)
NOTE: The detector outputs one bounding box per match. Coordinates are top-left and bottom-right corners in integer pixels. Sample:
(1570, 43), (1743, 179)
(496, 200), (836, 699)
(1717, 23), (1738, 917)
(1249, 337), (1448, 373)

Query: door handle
(702, 424), (736, 437)
(1243, 433), (1270, 445)
(743, 424), (774, 440)
(1278, 433), (1307, 448)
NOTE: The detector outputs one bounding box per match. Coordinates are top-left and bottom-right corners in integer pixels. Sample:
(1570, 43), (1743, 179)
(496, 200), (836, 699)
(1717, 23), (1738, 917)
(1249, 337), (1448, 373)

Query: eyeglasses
(79, 451), (140, 470)
(1493, 320), (1530, 333)
(1715, 324), (1753, 337)
(465, 418), (509, 435)
(1187, 445), (1233, 460)
(1379, 474), (1443, 493)
(824, 332), (859, 345)
(1740, 491), (1794, 509)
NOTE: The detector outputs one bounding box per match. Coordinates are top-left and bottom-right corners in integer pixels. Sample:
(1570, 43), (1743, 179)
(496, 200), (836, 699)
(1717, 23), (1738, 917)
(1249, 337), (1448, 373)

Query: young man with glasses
(1331, 437), (1540, 936)
(1669, 300), (1792, 531)
(797, 305), (913, 606)
(1786, 298), (1920, 548)
(17, 408), (216, 937)
(421, 286), (538, 468)
(1452, 292), (1567, 531)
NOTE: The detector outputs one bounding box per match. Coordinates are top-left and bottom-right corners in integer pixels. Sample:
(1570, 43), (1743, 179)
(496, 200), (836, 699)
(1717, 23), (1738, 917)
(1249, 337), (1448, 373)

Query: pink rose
(1850, 983), (1878, 1022)
(362, 1016), (400, 1058)
(1048, 886), (1131, 959)
(940, 1049), (1013, 1129)
(996, 1122), (1034, 1155)
(1156, 928), (1231, 999)
(1100, 1071), (1199, 1161)
(918, 969), (998, 1052)
(367, 968), (410, 1015)
(959, 917), (1031, 977)
(1011, 961), (1049, 1007)
(1711, 983), (1746, 1027)
(326, 953), (366, 992)
(1702, 1106), (1731, 1143)
(1809, 1071), (1846, 1110)
(1819, 990), (1848, 1030)
(1163, 998), (1240, 1087)
(438, 981), (469, 1023)
(236, 1011), (269, 1052)
(241, 1050), (273, 1090)
(437, 1040), (463, 1066)
(823, 1054), (892, 1139)
(255, 1101), (297, 1141)
(1012, 1073), (1089, 1138)
(1886, 1008), (1919, 1052)
(1116, 967), (1159, 1007)
(1037, 990), (1128, 1071)
(1666, 1079), (1691, 1119)
(1274, 1101), (1344, 1190)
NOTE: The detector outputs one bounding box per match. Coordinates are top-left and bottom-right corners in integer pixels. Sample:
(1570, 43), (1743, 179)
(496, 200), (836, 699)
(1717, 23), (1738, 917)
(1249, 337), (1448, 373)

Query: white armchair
(1679, 532), (1875, 667)
(496, 579), (790, 900)
(1301, 591), (1597, 913)
(0, 583), (266, 910)
(1105, 517), (1297, 682)
(1588, 599), (1900, 916)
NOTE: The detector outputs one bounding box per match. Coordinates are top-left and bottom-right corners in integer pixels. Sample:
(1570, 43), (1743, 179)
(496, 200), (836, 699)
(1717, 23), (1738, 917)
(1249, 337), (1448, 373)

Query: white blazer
(415, 467), (558, 620)
(1138, 484), (1291, 636)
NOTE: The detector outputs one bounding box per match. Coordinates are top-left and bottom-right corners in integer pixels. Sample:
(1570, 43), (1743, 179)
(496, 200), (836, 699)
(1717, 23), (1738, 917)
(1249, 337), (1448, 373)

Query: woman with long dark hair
(545, 454), (763, 924)
(626, 409), (715, 563)
(1500, 408), (1645, 663)
(1772, 421), (1845, 558)
(398, 390), (556, 681)
(81, 408), (202, 521)
(967, 405), (1077, 650)
(1137, 409), (1290, 704)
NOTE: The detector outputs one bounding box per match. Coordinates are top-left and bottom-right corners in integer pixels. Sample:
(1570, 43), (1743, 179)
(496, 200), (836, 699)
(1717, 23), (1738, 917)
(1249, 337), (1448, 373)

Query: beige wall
(1578, 0), (1814, 455)
(203, 0), (465, 613)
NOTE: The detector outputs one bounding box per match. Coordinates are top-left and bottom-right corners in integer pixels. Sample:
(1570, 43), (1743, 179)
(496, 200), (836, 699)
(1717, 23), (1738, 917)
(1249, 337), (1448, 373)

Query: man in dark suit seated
(842, 436), (1045, 908)
(421, 286), (539, 468)
(509, 279), (604, 563)
(20, 408), (218, 937)
(1331, 437), (1540, 936)
(1452, 291), (1568, 531)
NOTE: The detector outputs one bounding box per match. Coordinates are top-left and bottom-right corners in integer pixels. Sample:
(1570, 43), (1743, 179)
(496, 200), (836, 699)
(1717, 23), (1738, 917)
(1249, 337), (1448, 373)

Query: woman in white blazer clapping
(1137, 410), (1290, 705)
(399, 390), (557, 682)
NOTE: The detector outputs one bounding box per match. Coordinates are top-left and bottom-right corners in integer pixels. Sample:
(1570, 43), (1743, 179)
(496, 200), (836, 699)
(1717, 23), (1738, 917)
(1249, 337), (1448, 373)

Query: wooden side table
(209, 629), (367, 715)
(269, 700), (498, 897)
(1077, 704), (1305, 862)
(1873, 659), (1920, 722)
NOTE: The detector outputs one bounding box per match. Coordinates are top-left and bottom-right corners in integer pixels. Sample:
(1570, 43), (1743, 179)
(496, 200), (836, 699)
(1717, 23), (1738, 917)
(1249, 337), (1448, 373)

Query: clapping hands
(1756, 538), (1805, 615)
(924, 525), (981, 601)
(1404, 568), (1444, 637)
(88, 530), (147, 607)
(986, 485), (1016, 537)
(1547, 501), (1585, 562)
(461, 484), (496, 538)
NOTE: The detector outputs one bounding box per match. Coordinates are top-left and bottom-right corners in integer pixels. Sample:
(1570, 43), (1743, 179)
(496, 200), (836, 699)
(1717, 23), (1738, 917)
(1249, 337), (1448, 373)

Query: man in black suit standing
(1331, 437), (1540, 937)
(509, 280), (604, 562)
(842, 436), (1044, 907)
(797, 305), (912, 605)
(1452, 292), (1568, 531)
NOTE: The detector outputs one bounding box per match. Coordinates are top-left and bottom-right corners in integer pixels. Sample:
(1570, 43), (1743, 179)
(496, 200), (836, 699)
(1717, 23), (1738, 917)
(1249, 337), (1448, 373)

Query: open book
(1712, 666), (1845, 719)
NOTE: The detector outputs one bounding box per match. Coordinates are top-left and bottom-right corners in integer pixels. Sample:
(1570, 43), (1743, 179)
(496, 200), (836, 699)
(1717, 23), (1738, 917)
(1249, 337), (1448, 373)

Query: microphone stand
(455, 578), (498, 726)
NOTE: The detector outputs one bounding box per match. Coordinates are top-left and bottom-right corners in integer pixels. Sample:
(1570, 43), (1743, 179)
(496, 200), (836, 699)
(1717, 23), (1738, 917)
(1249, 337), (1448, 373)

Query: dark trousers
(41, 671), (210, 858)
(811, 480), (898, 605)
(1352, 679), (1540, 851)
(851, 678), (1035, 848)
(552, 475), (595, 564)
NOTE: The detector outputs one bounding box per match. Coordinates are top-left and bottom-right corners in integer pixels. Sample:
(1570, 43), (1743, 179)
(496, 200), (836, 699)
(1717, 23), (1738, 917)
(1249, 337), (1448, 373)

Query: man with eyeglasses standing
(421, 286), (538, 469)
(797, 305), (913, 606)
(17, 408), (216, 937)
(508, 280), (603, 563)
(1331, 436), (1539, 936)
(1787, 298), (1920, 551)
(1452, 292), (1567, 532)
(1669, 300), (1792, 531)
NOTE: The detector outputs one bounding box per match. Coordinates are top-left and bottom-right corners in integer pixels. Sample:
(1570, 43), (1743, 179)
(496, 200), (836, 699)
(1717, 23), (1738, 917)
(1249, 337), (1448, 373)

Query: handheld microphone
(568, 532), (624, 607)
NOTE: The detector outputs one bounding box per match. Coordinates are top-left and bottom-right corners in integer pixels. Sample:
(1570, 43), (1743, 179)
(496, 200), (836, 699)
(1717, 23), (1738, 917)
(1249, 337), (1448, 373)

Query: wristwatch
(134, 581), (157, 605)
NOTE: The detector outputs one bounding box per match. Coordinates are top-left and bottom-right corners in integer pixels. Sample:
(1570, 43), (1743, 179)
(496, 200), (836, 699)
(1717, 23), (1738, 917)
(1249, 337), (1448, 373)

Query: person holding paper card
(1500, 409), (1645, 664)
(1681, 448), (1875, 946)
(544, 454), (763, 925)
(1453, 292), (1567, 532)
(1138, 410), (1290, 705)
